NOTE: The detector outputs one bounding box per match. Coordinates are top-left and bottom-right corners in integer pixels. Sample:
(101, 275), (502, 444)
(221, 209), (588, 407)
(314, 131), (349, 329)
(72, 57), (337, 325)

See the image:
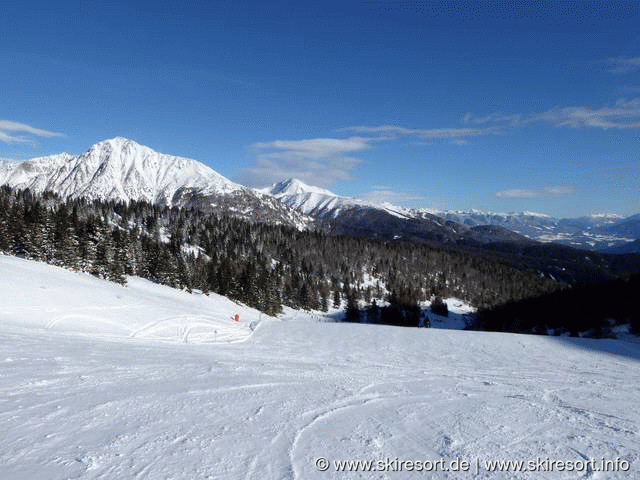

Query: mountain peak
(95, 136), (139, 145)
(87, 137), (152, 155)
(268, 178), (336, 197)
(588, 212), (624, 220)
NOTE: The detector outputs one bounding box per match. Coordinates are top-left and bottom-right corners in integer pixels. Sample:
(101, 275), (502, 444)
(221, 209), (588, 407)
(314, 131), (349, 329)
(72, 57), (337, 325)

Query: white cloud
(358, 187), (427, 205)
(607, 56), (640, 74)
(496, 189), (539, 199)
(341, 125), (501, 140)
(251, 137), (372, 158)
(531, 99), (640, 129)
(240, 137), (373, 188)
(465, 98), (640, 130)
(0, 120), (64, 144)
(462, 112), (525, 126)
(242, 123), (501, 189)
(496, 186), (576, 199)
(0, 132), (22, 144)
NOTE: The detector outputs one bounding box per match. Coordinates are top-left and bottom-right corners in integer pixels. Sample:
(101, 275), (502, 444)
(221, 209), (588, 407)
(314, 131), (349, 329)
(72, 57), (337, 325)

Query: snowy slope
(1, 255), (640, 479)
(0, 153), (75, 191)
(0, 255), (262, 343)
(262, 178), (421, 220)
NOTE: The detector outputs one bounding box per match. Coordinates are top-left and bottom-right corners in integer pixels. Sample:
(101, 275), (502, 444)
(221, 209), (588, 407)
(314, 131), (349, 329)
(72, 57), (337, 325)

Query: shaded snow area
(1, 257), (640, 479)
(425, 298), (475, 330)
(311, 297), (475, 330)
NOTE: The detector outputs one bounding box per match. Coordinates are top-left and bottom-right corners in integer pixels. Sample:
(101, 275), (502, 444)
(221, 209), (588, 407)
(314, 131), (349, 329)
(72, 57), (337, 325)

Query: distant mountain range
(434, 210), (640, 252)
(261, 178), (639, 252)
(1, 137), (638, 253)
(261, 178), (533, 246)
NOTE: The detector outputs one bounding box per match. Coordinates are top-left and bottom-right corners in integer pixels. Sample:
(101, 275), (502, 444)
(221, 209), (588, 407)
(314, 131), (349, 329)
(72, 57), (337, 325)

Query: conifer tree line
(472, 273), (640, 337)
(0, 186), (558, 315)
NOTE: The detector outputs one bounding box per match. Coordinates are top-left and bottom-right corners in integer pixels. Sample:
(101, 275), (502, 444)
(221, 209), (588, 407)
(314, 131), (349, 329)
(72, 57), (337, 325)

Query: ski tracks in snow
(1, 276), (640, 480)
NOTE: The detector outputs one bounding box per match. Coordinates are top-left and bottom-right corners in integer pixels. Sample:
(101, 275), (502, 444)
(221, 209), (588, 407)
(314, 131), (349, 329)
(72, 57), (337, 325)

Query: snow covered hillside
(1, 255), (640, 479)
(0, 255), (262, 344)
(3, 139), (638, 250)
(262, 178), (411, 219)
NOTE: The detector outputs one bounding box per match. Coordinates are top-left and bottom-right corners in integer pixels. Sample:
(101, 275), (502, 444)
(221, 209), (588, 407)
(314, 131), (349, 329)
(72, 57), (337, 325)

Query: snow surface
(0, 255), (259, 344)
(1, 256), (640, 479)
(425, 298), (475, 330)
(263, 178), (369, 218)
(262, 178), (337, 198)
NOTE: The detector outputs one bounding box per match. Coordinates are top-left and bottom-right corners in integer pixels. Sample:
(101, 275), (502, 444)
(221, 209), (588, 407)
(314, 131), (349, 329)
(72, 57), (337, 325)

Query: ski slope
(1, 256), (639, 479)
(0, 255), (259, 344)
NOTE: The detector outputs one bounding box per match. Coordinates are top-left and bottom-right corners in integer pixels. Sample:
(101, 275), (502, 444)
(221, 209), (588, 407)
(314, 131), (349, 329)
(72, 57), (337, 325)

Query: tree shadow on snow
(550, 335), (640, 363)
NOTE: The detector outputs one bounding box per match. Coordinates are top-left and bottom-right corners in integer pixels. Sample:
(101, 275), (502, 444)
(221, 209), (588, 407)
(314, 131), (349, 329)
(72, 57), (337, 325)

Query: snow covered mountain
(0, 138), (310, 228)
(262, 178), (475, 244)
(261, 178), (640, 252)
(437, 209), (637, 251)
(262, 178), (537, 246)
(0, 137), (242, 203)
(262, 178), (397, 218)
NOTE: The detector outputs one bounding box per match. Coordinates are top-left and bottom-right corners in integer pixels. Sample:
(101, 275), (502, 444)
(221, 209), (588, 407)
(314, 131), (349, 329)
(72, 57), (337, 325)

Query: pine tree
(345, 292), (360, 323)
(91, 221), (112, 278)
(332, 289), (341, 309)
(0, 214), (8, 252)
(430, 296), (449, 316)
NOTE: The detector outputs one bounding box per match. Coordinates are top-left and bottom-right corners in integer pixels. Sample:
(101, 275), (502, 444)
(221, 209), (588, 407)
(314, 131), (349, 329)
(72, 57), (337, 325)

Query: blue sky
(1, 0), (639, 217)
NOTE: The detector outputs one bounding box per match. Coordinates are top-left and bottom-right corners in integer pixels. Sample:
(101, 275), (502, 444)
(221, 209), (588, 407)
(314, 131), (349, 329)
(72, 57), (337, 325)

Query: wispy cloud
(341, 125), (501, 140)
(241, 137), (374, 188)
(465, 98), (640, 130)
(251, 137), (372, 158)
(495, 186), (576, 199)
(463, 112), (525, 126)
(607, 56), (640, 74)
(358, 186), (427, 205)
(620, 85), (640, 94)
(0, 120), (64, 144)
